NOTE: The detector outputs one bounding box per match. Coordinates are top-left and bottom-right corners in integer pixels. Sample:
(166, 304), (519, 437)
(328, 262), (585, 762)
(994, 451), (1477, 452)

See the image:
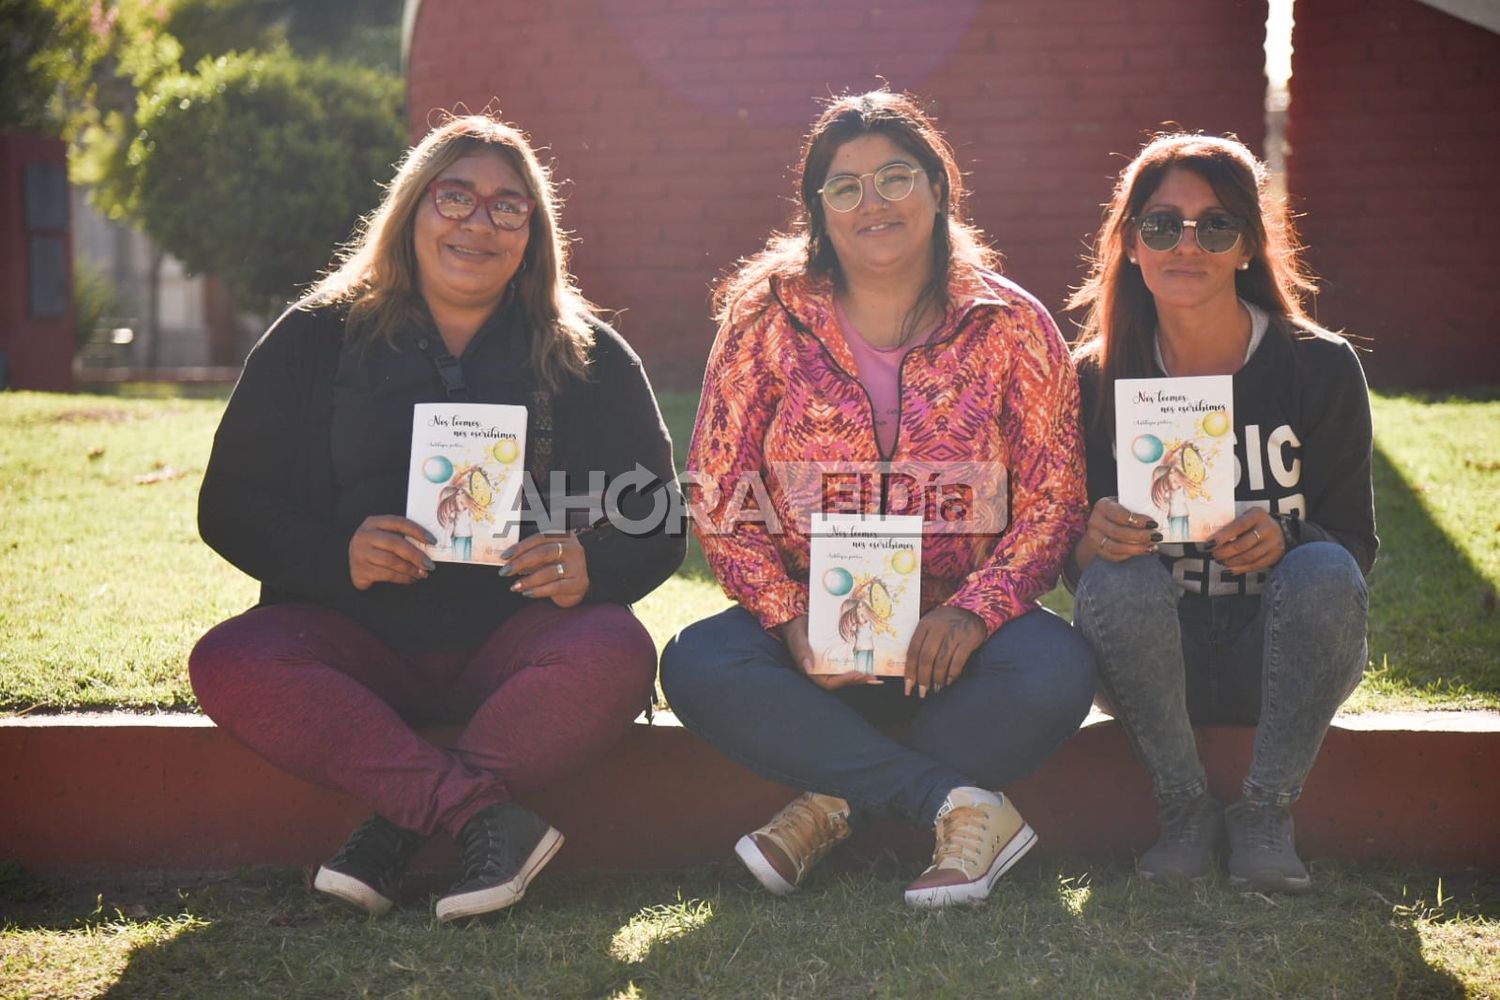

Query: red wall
(0, 134), (74, 392)
(408, 0), (1268, 388)
(1287, 0), (1500, 388)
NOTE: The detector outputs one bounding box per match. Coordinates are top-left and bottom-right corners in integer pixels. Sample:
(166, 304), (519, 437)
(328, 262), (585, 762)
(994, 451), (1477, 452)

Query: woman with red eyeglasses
(1066, 134), (1376, 893)
(190, 114), (684, 921)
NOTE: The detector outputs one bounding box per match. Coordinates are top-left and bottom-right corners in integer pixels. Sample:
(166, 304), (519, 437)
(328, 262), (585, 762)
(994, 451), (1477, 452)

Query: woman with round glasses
(661, 91), (1095, 908)
(190, 114), (684, 921)
(1065, 133), (1375, 892)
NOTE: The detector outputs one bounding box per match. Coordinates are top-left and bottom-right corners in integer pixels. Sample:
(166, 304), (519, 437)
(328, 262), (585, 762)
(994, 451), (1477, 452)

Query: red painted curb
(2, 713), (1495, 874)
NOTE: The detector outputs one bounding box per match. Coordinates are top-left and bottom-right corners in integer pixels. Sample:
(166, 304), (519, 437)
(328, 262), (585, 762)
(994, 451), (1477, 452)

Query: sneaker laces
(764, 796), (849, 878)
(1238, 803), (1291, 852)
(332, 816), (416, 868)
(460, 811), (513, 880)
(1159, 797), (1214, 847)
(931, 805), (991, 870)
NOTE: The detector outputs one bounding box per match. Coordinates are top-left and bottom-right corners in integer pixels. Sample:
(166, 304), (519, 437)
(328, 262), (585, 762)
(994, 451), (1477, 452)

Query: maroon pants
(190, 601), (656, 837)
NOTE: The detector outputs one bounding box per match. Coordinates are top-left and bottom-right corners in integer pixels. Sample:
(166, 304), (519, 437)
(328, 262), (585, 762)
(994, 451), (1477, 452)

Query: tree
(128, 47), (405, 304)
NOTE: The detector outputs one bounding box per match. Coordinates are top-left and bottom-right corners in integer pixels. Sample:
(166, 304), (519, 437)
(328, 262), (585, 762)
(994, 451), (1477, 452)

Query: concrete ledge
(2, 711), (1496, 874)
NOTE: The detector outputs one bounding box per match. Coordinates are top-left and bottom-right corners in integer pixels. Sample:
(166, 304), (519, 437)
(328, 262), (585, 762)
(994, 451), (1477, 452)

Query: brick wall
(1287, 0), (1500, 387)
(408, 0), (1268, 388)
(0, 134), (74, 392)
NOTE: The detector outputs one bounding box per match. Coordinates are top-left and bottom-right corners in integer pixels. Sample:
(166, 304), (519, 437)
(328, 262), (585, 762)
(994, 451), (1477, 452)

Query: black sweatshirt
(199, 301), (686, 650)
(1078, 323), (1377, 597)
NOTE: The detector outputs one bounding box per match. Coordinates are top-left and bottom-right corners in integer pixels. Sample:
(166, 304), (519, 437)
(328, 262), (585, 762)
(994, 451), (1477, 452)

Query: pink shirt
(836, 299), (936, 456)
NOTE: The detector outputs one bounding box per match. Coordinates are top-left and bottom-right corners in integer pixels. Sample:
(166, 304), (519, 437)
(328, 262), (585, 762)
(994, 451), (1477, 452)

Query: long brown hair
(1067, 132), (1328, 435)
(714, 90), (997, 339)
(301, 113), (595, 392)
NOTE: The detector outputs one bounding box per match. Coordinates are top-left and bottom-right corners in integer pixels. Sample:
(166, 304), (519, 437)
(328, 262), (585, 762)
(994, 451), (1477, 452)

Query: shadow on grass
(5, 862), (1489, 998)
(1367, 443), (1500, 701)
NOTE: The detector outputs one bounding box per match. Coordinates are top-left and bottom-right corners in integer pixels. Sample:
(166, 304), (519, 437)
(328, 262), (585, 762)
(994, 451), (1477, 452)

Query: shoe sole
(434, 826), (565, 923)
(313, 867), (395, 917)
(903, 823), (1038, 909)
(1229, 871), (1312, 894)
(734, 834), (798, 896)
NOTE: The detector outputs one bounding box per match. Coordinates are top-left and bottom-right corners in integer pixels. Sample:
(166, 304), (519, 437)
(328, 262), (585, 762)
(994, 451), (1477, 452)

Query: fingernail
(1148, 544), (1159, 553)
(501, 545), (518, 559)
(1202, 540), (1217, 550)
(424, 531), (437, 545)
(1150, 532), (1163, 542)
(1145, 520), (1159, 530)
(521, 589), (535, 598)
(510, 581), (523, 592)
(918, 685), (927, 698)
(497, 563), (514, 577)
(423, 556), (435, 570)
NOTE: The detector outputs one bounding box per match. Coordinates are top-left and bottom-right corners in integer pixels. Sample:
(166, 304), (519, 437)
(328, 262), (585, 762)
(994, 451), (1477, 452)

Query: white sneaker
(904, 787), (1036, 908)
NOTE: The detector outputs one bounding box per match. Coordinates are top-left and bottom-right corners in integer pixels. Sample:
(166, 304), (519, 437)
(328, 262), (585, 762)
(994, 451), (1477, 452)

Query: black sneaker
(313, 814), (426, 916)
(1225, 799), (1312, 893)
(434, 803), (564, 923)
(1139, 793), (1224, 882)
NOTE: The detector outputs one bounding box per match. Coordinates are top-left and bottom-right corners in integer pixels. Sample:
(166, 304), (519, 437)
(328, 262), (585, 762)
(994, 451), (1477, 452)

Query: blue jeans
(1074, 543), (1368, 807)
(660, 606), (1096, 828)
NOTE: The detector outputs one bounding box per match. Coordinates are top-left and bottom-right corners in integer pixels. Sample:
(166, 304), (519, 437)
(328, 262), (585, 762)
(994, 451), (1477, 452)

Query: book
(1114, 375), (1235, 543)
(406, 402), (528, 565)
(807, 513), (923, 677)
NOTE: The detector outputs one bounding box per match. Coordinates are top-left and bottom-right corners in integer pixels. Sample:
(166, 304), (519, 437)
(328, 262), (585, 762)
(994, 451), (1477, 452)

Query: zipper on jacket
(770, 279), (989, 514)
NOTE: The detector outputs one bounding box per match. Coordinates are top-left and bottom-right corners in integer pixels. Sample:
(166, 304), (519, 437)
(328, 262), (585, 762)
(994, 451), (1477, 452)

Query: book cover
(407, 403), (528, 565)
(807, 513), (923, 677)
(1115, 375), (1235, 543)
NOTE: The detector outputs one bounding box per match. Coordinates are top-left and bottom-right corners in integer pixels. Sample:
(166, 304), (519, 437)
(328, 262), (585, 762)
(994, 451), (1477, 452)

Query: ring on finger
(556, 562), (565, 578)
(1100, 535), (1111, 550)
(555, 541), (564, 560)
(1252, 527), (1262, 542)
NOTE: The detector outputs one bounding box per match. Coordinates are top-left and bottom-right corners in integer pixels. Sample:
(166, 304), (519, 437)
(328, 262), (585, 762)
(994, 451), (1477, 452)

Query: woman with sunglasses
(1066, 133), (1375, 892)
(190, 114), (684, 921)
(661, 91), (1095, 908)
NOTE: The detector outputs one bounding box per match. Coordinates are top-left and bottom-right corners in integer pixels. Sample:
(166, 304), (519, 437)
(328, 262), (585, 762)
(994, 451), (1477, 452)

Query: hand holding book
(904, 606), (986, 698)
(1202, 508), (1285, 575)
(348, 514), (437, 590)
(779, 615), (882, 691)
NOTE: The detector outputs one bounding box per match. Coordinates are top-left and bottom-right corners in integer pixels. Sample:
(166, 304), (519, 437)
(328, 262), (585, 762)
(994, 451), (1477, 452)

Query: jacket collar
(768, 265), (1013, 373)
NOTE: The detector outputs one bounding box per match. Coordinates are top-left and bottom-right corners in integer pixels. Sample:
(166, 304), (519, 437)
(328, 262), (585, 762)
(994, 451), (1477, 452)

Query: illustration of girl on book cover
(837, 578), (897, 676)
(436, 465), (494, 562)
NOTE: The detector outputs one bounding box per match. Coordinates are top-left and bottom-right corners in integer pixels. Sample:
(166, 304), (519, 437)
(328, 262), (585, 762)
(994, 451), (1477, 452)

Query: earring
(1127, 256), (1137, 265)
(1236, 261), (1249, 271)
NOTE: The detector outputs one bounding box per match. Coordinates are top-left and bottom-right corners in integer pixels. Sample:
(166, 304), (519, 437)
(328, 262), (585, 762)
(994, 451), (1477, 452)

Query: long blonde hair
(302, 114), (595, 391)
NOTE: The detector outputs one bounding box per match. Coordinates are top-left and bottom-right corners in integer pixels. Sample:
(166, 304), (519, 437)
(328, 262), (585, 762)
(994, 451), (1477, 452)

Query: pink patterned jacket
(688, 265), (1087, 635)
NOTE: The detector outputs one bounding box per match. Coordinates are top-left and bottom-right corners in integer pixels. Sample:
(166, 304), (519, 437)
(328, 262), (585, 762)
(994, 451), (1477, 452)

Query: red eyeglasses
(428, 180), (535, 231)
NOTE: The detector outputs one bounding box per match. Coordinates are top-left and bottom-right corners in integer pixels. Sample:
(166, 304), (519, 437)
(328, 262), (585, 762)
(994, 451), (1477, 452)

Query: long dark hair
(301, 113), (596, 393)
(714, 90), (997, 340)
(1067, 132), (1329, 436)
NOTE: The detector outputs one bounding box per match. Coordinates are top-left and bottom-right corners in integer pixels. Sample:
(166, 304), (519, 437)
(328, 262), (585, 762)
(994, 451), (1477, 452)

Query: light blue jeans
(1074, 542), (1367, 807)
(660, 606), (1095, 828)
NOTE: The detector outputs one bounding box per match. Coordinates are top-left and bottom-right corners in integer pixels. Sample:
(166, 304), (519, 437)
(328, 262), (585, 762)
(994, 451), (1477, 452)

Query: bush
(128, 47), (405, 303)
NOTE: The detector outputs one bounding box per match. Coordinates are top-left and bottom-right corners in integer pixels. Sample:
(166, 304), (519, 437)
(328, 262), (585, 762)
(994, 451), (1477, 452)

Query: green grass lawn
(1, 385), (1495, 713)
(1, 385), (1497, 995)
(2, 860), (1496, 998)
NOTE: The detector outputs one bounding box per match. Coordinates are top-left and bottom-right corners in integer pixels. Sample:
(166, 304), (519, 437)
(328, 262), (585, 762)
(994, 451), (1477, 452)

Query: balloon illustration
(890, 547), (917, 575)
(822, 567), (854, 596)
(422, 455), (454, 484)
(492, 438), (520, 464)
(1202, 410), (1230, 437)
(1131, 434), (1164, 464)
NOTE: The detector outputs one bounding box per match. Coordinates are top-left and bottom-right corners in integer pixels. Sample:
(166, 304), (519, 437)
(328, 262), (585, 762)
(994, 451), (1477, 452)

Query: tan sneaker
(734, 792), (851, 895)
(904, 787), (1036, 908)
